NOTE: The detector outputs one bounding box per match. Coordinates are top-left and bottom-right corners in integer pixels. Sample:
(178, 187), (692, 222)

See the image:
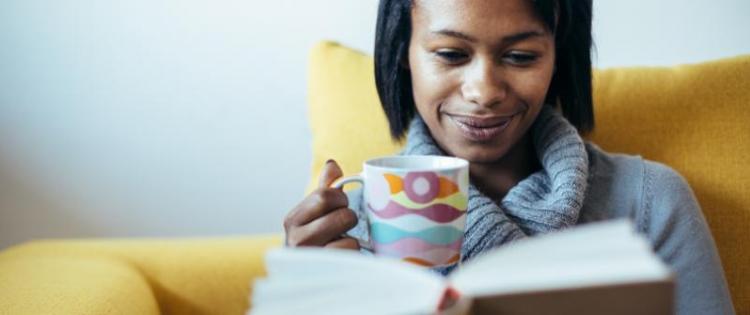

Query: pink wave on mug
(367, 201), (464, 223)
(373, 237), (463, 254)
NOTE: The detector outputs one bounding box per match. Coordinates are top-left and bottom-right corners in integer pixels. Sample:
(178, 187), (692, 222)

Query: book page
(449, 220), (672, 297)
(250, 247), (447, 315)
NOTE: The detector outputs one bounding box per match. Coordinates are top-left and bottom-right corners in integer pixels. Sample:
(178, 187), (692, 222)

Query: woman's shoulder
(582, 142), (698, 227)
(585, 141), (690, 192)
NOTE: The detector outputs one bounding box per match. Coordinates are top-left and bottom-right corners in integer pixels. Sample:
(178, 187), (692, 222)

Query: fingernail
(325, 159), (335, 164)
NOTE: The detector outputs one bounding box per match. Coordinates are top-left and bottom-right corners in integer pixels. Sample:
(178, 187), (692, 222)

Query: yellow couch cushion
(306, 41), (749, 313)
(0, 236), (283, 315)
(306, 41), (404, 194)
(0, 253), (159, 315)
(587, 56), (750, 314)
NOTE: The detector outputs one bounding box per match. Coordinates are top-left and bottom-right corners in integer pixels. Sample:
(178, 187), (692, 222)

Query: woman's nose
(460, 59), (507, 108)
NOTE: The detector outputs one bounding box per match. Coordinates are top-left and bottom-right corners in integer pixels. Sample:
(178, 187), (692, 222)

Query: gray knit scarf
(400, 105), (590, 275)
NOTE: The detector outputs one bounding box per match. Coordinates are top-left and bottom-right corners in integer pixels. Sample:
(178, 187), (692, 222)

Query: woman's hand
(283, 160), (360, 250)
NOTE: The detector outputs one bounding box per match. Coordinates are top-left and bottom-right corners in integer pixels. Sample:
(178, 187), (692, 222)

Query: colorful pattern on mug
(367, 171), (468, 267)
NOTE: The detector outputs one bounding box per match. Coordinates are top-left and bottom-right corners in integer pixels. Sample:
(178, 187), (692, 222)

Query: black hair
(374, 0), (594, 140)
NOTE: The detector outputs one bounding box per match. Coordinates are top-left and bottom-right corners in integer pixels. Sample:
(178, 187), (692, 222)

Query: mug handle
(331, 174), (373, 251)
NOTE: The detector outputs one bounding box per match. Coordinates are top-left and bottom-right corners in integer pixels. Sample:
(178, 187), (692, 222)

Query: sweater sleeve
(641, 161), (735, 315)
(344, 188), (373, 255)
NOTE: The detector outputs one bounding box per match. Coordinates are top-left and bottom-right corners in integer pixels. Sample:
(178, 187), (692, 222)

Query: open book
(249, 220), (674, 315)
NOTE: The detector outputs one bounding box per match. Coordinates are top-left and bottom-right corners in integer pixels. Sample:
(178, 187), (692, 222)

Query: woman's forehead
(411, 0), (549, 37)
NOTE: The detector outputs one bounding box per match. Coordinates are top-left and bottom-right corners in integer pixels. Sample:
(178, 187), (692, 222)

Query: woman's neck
(469, 133), (541, 201)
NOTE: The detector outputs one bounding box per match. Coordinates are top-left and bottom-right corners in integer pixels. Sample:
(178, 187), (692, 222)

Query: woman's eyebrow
(431, 29), (545, 45)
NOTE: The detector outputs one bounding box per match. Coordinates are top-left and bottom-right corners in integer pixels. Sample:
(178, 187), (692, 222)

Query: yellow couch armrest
(0, 250), (159, 314)
(0, 235), (283, 315)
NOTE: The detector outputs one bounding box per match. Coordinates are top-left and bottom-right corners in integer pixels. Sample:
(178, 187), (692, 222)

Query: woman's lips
(447, 114), (514, 142)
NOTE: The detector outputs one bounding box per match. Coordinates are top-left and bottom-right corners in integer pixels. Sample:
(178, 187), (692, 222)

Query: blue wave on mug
(369, 222), (464, 245)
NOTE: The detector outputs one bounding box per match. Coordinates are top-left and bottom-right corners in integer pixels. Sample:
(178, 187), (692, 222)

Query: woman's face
(408, 0), (556, 163)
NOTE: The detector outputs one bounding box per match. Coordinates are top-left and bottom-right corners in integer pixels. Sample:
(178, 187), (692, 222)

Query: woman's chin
(433, 130), (514, 163)
(449, 144), (510, 164)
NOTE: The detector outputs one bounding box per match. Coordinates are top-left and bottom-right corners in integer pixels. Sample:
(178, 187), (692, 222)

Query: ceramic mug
(332, 155), (469, 268)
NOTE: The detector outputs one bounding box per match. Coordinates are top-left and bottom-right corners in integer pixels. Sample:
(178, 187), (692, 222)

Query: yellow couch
(0, 41), (747, 314)
(0, 237), (282, 314)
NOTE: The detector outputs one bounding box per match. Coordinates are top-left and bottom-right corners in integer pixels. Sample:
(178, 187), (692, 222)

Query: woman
(283, 0), (734, 314)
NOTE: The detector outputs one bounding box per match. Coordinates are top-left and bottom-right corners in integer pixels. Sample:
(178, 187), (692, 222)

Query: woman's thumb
(318, 159), (344, 188)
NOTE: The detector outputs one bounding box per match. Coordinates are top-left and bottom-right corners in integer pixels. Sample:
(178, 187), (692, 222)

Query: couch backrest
(587, 55), (750, 314)
(306, 41), (749, 313)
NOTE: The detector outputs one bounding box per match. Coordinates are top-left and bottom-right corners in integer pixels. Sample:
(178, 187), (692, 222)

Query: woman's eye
(503, 52), (538, 66)
(435, 50), (468, 64)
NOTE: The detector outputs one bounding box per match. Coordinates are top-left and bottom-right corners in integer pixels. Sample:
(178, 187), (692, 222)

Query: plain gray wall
(1, 0), (749, 249)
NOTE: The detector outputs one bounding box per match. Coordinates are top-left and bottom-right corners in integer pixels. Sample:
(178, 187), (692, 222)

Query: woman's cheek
(413, 68), (452, 114)
(513, 69), (553, 105)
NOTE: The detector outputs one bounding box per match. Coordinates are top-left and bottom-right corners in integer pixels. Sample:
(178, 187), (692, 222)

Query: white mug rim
(362, 155), (469, 172)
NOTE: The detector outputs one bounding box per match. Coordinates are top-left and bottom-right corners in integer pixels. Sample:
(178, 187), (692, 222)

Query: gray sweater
(345, 106), (735, 314)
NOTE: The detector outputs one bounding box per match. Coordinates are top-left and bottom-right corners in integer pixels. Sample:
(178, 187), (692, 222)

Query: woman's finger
(289, 207), (358, 247)
(324, 237), (360, 250)
(318, 159), (344, 189)
(284, 188), (348, 228)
